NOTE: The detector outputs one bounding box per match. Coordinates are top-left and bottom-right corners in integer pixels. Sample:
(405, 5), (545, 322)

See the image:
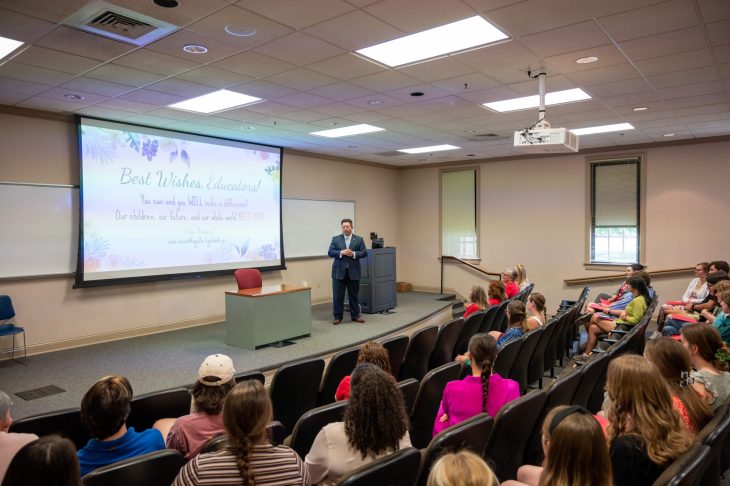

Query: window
(589, 156), (642, 264)
(441, 168), (478, 259)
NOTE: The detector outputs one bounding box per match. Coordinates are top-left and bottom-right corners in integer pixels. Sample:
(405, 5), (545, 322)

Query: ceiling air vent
(63, 1), (178, 46)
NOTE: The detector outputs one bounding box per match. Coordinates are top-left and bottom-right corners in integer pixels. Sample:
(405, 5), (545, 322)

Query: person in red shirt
(463, 285), (488, 319)
(335, 341), (392, 401)
(501, 267), (520, 299)
(487, 280), (506, 307)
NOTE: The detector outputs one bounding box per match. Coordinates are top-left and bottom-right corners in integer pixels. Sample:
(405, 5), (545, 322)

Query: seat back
(319, 347), (360, 405)
(409, 361), (461, 449)
(82, 449), (186, 486)
(266, 420), (287, 446)
(652, 443), (712, 486)
(289, 400), (348, 459)
(381, 335), (409, 379)
(335, 447), (422, 486)
(429, 318), (464, 369)
(127, 388), (191, 432)
(697, 405), (730, 486)
(524, 368), (581, 465)
(509, 327), (543, 393)
(517, 283), (534, 303)
(493, 300), (510, 333)
(0, 295), (16, 323)
(10, 408), (88, 450)
(234, 268), (262, 290)
(572, 352), (610, 412)
(396, 378), (420, 414)
(478, 305), (500, 334)
(400, 326), (438, 381)
(415, 413), (494, 486)
(483, 389), (547, 481)
(269, 358), (325, 432)
(200, 433), (228, 454)
(492, 336), (523, 379)
(454, 312), (484, 357)
(527, 318), (558, 386)
(234, 370), (266, 384)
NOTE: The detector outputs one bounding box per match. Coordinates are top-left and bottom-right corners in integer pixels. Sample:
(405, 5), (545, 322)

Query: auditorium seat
(483, 389), (547, 481)
(318, 347), (360, 405)
(526, 317), (558, 389)
(509, 327), (543, 393)
(10, 407), (88, 450)
(493, 300), (510, 334)
(409, 361), (461, 449)
(127, 387), (191, 432)
(82, 449), (185, 486)
(400, 325), (438, 381)
(200, 433), (227, 454)
(234, 370), (265, 384)
(696, 405), (730, 486)
(478, 305), (500, 334)
(381, 335), (409, 379)
(266, 421), (287, 446)
(571, 352), (610, 413)
(516, 283), (534, 303)
(415, 413), (494, 486)
(335, 447), (421, 486)
(269, 358), (325, 433)
(453, 312), (483, 358)
(429, 318), (464, 369)
(652, 443), (712, 486)
(234, 268), (262, 289)
(287, 400), (347, 459)
(493, 336), (523, 380)
(396, 378), (420, 414)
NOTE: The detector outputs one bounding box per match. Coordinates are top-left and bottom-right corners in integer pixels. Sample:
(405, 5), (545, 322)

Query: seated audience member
(525, 293), (547, 331)
(173, 380), (307, 486)
(605, 355), (692, 486)
(504, 406), (611, 486)
(681, 324), (730, 410)
(644, 338), (713, 433)
(77, 375), (165, 476)
(335, 341), (391, 401)
(434, 334), (519, 436)
(656, 262), (710, 334)
(581, 276), (652, 360)
(500, 268), (520, 299)
(491, 300), (527, 348)
(662, 272), (730, 336)
(305, 364), (410, 485)
(0, 391), (38, 482)
(155, 354), (235, 460)
(427, 450), (498, 486)
(711, 260), (730, 274)
(595, 263), (645, 304)
(515, 264), (530, 291)
(487, 280), (506, 307)
(463, 285), (488, 319)
(1, 436), (80, 486)
(710, 286), (730, 342)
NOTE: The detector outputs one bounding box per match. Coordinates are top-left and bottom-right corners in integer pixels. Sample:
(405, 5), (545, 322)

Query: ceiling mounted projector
(513, 71), (579, 153)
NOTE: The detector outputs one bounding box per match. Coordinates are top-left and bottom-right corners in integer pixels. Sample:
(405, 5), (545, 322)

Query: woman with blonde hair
(681, 324), (730, 409)
(427, 450), (498, 486)
(515, 264), (529, 291)
(464, 285), (489, 319)
(605, 355), (692, 485)
(173, 380), (307, 486)
(335, 341), (392, 401)
(525, 293), (547, 331)
(505, 405), (612, 486)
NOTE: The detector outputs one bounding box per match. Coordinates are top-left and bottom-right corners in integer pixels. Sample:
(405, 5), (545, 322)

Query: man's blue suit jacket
(328, 234), (367, 280)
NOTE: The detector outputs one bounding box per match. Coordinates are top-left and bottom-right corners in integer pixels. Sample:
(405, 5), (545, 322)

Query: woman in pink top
(433, 334), (519, 436)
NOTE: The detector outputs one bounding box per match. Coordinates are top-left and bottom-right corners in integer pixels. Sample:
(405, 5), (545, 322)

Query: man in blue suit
(328, 218), (367, 325)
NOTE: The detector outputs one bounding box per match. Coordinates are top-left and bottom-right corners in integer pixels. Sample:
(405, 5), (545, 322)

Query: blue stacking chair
(0, 295), (26, 365)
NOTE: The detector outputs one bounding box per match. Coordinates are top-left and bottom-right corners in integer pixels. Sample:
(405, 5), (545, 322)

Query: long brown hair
(487, 280), (506, 303)
(357, 341), (391, 374)
(539, 406), (612, 486)
(469, 285), (488, 310)
(507, 300), (528, 331)
(223, 381), (272, 486)
(644, 338), (713, 430)
(528, 293), (547, 323)
(468, 334), (498, 413)
(344, 364), (408, 459)
(606, 355), (692, 466)
(681, 324), (730, 372)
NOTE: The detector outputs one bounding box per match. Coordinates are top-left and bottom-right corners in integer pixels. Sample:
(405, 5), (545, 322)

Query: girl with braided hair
(433, 334), (519, 436)
(172, 380), (307, 486)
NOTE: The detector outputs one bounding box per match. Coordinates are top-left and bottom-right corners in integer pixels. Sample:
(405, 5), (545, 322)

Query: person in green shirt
(712, 290), (730, 343)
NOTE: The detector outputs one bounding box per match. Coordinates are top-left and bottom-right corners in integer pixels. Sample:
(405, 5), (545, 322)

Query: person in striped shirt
(173, 380), (308, 486)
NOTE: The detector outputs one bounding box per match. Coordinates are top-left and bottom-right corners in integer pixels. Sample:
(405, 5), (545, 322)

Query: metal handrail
(439, 256), (500, 293)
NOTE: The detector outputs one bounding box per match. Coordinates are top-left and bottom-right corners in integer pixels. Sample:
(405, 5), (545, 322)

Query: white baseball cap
(198, 354), (235, 386)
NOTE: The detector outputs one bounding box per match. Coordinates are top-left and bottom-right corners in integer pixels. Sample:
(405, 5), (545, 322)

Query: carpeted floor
(0, 291), (453, 419)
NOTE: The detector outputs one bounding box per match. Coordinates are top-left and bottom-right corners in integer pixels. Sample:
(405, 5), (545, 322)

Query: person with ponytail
(173, 380), (307, 486)
(681, 324), (730, 410)
(525, 293), (547, 331)
(490, 300), (528, 348)
(463, 285), (489, 319)
(433, 334), (519, 436)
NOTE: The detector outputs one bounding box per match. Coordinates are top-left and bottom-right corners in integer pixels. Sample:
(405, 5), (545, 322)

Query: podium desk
(225, 284), (311, 350)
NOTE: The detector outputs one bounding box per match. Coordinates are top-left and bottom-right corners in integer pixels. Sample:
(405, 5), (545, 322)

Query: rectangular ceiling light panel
(356, 16), (508, 67)
(168, 89), (262, 114)
(483, 88), (591, 112)
(570, 123), (634, 135)
(310, 124), (385, 138)
(0, 36), (24, 61)
(398, 144), (460, 154)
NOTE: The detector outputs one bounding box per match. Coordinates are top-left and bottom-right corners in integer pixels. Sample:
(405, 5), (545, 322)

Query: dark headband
(549, 405), (591, 434)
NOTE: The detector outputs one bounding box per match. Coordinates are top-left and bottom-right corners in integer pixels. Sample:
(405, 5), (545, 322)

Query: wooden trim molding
(564, 267), (694, 286)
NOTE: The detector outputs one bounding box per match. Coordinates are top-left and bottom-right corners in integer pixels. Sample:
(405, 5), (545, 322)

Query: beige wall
(398, 141), (730, 312)
(0, 111), (400, 352)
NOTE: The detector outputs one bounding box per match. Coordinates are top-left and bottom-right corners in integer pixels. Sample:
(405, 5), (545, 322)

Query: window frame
(584, 153), (646, 269)
(439, 166), (480, 261)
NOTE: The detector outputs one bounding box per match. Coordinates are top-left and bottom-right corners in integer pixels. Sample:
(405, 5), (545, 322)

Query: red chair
(234, 269), (262, 290)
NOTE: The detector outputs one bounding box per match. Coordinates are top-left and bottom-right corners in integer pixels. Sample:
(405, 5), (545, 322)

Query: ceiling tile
(174, 67), (254, 88)
(145, 78), (214, 98)
(397, 57), (476, 83)
(673, 103), (729, 117)
(96, 98), (161, 113)
(596, 0), (700, 42)
(313, 102), (368, 116)
(213, 51), (296, 79)
(17, 95), (93, 111)
(60, 77), (133, 97)
(565, 62), (639, 86)
(239, 0), (355, 30)
(486, 0), (590, 37)
(364, 0), (476, 32)
(113, 49), (202, 76)
(118, 89), (184, 106)
(350, 70), (420, 91)
(697, 0), (730, 22)
(454, 40), (539, 73)
(668, 92), (728, 109)
(635, 49), (715, 77)
(618, 27), (708, 61)
(279, 109), (331, 122)
(0, 0), (89, 22)
(253, 32), (346, 66)
(230, 80), (297, 99)
(85, 64), (165, 87)
(344, 93), (406, 110)
(304, 10), (404, 51)
(0, 8), (56, 43)
(186, 5), (294, 49)
(74, 106), (137, 120)
(655, 80), (725, 98)
(647, 65), (719, 89)
(275, 92), (334, 108)
(309, 82), (375, 101)
(0, 76), (52, 95)
(585, 78), (653, 97)
(385, 83), (451, 102)
(144, 29), (244, 63)
(266, 69), (338, 91)
(0, 61), (74, 85)
(543, 44), (627, 75)
(459, 85), (522, 104)
(707, 19), (730, 46)
(429, 73), (501, 95)
(12, 46), (101, 76)
(35, 27), (137, 61)
(579, 0), (668, 18)
(306, 53), (384, 80)
(599, 90), (664, 107)
(519, 21), (611, 57)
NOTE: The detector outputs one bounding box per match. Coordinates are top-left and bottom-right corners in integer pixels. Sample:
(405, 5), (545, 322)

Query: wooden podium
(225, 284), (311, 350)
